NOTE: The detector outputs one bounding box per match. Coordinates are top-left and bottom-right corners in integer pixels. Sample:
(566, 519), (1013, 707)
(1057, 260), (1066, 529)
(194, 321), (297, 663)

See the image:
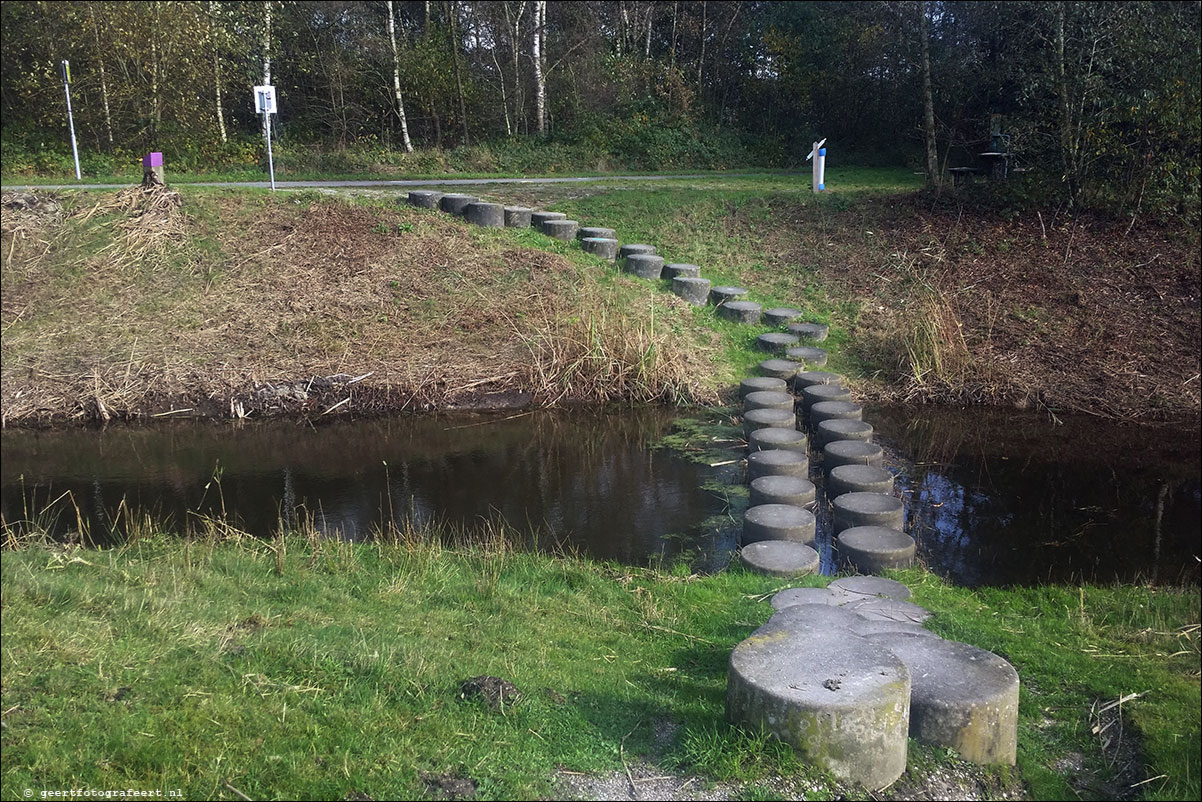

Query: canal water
(1, 406), (1198, 586)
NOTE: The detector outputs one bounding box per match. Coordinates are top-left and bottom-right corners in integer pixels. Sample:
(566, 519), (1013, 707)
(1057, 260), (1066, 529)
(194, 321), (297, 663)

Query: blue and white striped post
(807, 138), (827, 193)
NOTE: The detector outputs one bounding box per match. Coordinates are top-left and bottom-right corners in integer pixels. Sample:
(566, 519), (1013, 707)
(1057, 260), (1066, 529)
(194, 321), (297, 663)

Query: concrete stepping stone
(465, 202), (504, 227)
(836, 526), (917, 573)
(828, 465), (894, 498)
(786, 346), (828, 367)
(742, 504), (816, 544)
(709, 285), (749, 305)
(809, 401), (862, 429)
(744, 390), (795, 413)
(850, 597), (931, 624)
(740, 540), (820, 577)
(717, 300), (763, 324)
(747, 449), (809, 482)
(833, 492), (905, 533)
(577, 226), (616, 240)
(770, 588), (856, 610)
(816, 419), (875, 448)
(503, 206), (533, 227)
(750, 475), (816, 507)
(663, 263), (701, 279)
(619, 243), (657, 258)
(407, 190), (443, 208)
(757, 332), (801, 352)
(439, 193), (479, 215)
(625, 253), (665, 279)
(530, 211), (567, 227)
(824, 441), (886, 470)
(788, 322), (829, 342)
(542, 219), (580, 240)
(865, 632), (1019, 765)
(727, 611), (911, 790)
(748, 428), (808, 454)
(801, 384), (852, 417)
(743, 408), (796, 440)
(793, 370), (843, 389)
(829, 575), (912, 602)
(758, 359), (802, 380)
(672, 276), (711, 305)
(763, 307), (803, 326)
(740, 376), (788, 398)
(581, 237), (618, 260)
(766, 601), (866, 626)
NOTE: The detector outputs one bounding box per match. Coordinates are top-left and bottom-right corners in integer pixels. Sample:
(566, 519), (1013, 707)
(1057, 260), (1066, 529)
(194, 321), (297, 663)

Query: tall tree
(533, 0), (546, 134)
(386, 0), (414, 152)
(918, 0), (939, 189)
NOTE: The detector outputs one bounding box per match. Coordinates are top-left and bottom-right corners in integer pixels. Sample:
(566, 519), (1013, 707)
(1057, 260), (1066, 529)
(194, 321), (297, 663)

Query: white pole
(264, 111), (276, 191)
(811, 141), (819, 193)
(61, 61), (81, 180)
(817, 145), (826, 191)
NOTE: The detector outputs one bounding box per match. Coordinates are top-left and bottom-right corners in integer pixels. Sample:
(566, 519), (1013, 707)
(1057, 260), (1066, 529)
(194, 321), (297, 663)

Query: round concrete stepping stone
(816, 419), (875, 448)
(833, 492), (905, 533)
(672, 276), (711, 306)
(758, 359), (802, 380)
(829, 575), (912, 602)
(742, 408), (795, 439)
(763, 307), (803, 326)
(793, 370), (843, 389)
(850, 597), (931, 624)
(709, 285), (749, 305)
(407, 190), (443, 208)
(809, 401), (863, 429)
(663, 263), (701, 279)
(769, 588), (855, 610)
(577, 226), (616, 240)
(744, 390), (795, 413)
(740, 541), (820, 577)
(788, 322), (829, 342)
(740, 376), (788, 398)
(503, 206), (533, 227)
(742, 504), (816, 544)
(542, 219), (580, 240)
(530, 211), (566, 227)
(727, 616), (911, 789)
(828, 465), (894, 499)
(756, 332), (801, 353)
(785, 346), (828, 367)
(837, 526), (917, 573)
(801, 384), (852, 416)
(581, 237), (619, 260)
(464, 201), (504, 227)
(824, 441), (886, 470)
(865, 632), (1019, 765)
(750, 475), (816, 508)
(439, 193), (479, 215)
(625, 253), (665, 279)
(619, 243), (657, 258)
(747, 449), (809, 482)
(748, 427), (808, 454)
(717, 301), (763, 324)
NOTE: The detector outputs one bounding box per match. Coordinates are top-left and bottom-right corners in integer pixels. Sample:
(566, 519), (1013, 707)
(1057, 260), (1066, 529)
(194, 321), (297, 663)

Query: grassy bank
(1, 524), (1198, 801)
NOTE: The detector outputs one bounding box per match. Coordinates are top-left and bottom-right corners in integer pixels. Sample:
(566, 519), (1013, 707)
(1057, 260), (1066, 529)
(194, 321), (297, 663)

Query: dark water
(2, 405), (1199, 586)
(0, 409), (730, 566)
(865, 405), (1202, 587)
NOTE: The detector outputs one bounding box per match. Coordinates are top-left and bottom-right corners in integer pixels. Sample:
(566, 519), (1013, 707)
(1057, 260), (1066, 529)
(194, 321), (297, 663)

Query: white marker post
(60, 60), (81, 181)
(806, 138), (827, 193)
(254, 85), (277, 191)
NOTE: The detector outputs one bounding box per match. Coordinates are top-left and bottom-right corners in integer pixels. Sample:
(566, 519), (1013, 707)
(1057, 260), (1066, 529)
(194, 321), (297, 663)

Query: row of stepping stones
(729, 322), (1020, 789)
(410, 187), (1022, 789)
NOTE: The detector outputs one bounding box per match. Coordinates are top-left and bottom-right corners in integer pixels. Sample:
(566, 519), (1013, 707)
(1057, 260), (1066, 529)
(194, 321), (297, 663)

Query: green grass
(2, 526), (1197, 801)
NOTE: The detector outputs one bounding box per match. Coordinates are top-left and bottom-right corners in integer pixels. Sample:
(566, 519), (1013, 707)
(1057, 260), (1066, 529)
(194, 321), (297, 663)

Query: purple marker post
(142, 151), (164, 187)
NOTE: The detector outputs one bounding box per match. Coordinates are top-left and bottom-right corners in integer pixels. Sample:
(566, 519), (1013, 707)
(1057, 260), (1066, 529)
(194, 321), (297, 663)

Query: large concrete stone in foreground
(742, 504), (816, 544)
(740, 540), (819, 577)
(727, 611), (911, 790)
(864, 632), (1019, 766)
(833, 492), (905, 533)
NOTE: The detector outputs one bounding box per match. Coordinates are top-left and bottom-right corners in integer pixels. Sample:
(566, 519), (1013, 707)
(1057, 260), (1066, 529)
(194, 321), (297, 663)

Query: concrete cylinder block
(750, 475), (816, 508)
(503, 206), (533, 227)
(709, 285), (749, 305)
(439, 193), (478, 215)
(672, 276), (712, 306)
(809, 401), (863, 429)
(823, 441), (886, 471)
(836, 527), (917, 573)
(788, 322), (830, 342)
(742, 504), (816, 544)
(717, 301), (763, 324)
(663, 263), (701, 280)
(748, 427), (808, 454)
(833, 492), (905, 533)
(530, 211), (567, 227)
(541, 219), (580, 240)
(763, 307), (803, 326)
(740, 540), (820, 577)
(744, 390), (795, 413)
(581, 237), (619, 260)
(786, 346), (829, 367)
(619, 243), (657, 258)
(577, 226), (616, 240)
(816, 420), (875, 449)
(758, 359), (802, 380)
(464, 202), (505, 227)
(742, 408), (796, 440)
(740, 376), (788, 398)
(793, 371), (844, 389)
(757, 333), (801, 353)
(407, 190), (444, 208)
(624, 253), (666, 279)
(828, 465), (895, 499)
(747, 449), (809, 482)
(801, 384), (852, 417)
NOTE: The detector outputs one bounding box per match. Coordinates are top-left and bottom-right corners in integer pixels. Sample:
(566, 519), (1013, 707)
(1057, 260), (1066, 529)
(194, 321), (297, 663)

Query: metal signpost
(254, 85), (277, 191)
(60, 60), (81, 181)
